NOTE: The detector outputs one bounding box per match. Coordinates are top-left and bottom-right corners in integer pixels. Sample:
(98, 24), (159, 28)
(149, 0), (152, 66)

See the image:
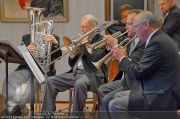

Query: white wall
(0, 0), (104, 101)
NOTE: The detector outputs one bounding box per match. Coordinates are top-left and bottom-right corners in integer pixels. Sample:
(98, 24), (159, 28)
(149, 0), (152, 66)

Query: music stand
(0, 40), (45, 117)
(0, 40), (24, 115)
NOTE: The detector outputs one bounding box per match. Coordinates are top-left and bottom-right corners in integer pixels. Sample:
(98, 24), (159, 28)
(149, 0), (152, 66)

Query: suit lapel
(129, 38), (140, 55)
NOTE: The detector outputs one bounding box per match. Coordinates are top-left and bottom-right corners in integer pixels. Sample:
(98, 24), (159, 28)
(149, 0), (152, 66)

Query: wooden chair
(67, 88), (98, 112)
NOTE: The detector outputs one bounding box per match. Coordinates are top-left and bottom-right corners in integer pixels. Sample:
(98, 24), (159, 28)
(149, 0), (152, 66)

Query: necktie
(73, 54), (83, 75)
(129, 38), (136, 55)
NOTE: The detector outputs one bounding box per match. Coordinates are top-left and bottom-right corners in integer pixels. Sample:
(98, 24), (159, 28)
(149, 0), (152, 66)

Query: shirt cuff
(119, 56), (126, 63)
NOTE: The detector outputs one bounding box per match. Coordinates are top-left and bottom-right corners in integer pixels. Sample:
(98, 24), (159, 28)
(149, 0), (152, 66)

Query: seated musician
(2, 33), (61, 115)
(107, 4), (133, 81)
(41, 14), (108, 118)
(97, 9), (145, 119)
(109, 11), (180, 119)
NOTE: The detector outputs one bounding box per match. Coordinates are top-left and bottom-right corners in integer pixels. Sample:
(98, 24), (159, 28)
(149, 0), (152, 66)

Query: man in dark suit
(158, 0), (180, 50)
(97, 9), (144, 119)
(41, 14), (108, 118)
(109, 11), (180, 119)
(2, 34), (61, 115)
(158, 0), (180, 110)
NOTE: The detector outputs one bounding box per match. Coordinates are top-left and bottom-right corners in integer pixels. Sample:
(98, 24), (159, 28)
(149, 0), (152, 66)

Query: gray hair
(138, 11), (161, 28)
(81, 14), (98, 26)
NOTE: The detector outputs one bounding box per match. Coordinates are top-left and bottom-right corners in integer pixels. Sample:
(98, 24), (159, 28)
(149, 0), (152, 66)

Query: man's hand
(44, 35), (58, 45)
(105, 35), (118, 49)
(27, 42), (37, 53)
(111, 47), (127, 61)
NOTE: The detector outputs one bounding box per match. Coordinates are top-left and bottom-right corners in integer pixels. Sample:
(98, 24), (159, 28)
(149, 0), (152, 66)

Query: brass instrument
(36, 20), (54, 66)
(63, 20), (118, 55)
(39, 20), (119, 67)
(93, 35), (137, 69)
(26, 7), (54, 72)
(90, 30), (128, 49)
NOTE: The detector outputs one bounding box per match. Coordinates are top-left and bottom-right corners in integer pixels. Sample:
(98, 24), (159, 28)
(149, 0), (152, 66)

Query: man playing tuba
(2, 1), (62, 115)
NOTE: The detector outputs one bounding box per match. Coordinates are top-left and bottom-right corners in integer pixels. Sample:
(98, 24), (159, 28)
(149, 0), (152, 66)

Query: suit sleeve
(51, 35), (62, 60)
(120, 42), (162, 80)
(80, 44), (108, 62)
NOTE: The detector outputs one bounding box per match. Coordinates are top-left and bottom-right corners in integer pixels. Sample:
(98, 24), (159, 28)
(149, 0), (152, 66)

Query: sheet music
(18, 45), (46, 84)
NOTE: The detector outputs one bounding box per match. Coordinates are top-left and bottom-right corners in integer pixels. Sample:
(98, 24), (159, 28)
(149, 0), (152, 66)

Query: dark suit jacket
(120, 40), (145, 91)
(68, 34), (109, 92)
(114, 38), (145, 80)
(161, 5), (180, 50)
(18, 34), (62, 76)
(120, 30), (180, 112)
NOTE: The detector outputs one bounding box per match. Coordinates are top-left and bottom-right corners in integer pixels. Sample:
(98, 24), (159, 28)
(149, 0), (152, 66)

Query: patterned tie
(129, 38), (138, 55)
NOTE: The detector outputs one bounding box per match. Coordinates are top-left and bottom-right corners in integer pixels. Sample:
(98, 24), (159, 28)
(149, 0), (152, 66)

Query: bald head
(157, 0), (175, 15)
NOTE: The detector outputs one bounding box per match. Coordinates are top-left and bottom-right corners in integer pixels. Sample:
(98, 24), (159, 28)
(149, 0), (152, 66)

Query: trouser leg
(73, 73), (90, 112)
(97, 80), (124, 119)
(109, 90), (130, 119)
(41, 72), (76, 112)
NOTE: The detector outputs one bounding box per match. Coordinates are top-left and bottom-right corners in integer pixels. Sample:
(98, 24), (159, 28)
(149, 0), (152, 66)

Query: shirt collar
(145, 29), (158, 47)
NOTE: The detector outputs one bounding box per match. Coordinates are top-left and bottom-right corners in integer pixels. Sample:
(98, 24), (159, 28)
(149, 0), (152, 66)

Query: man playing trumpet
(109, 11), (180, 119)
(41, 14), (108, 118)
(97, 9), (145, 119)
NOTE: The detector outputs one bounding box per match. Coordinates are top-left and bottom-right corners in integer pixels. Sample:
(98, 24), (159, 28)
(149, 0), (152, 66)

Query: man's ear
(144, 22), (150, 30)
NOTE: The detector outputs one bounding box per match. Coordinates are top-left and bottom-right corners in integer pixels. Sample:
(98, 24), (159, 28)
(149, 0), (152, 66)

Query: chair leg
(35, 85), (41, 112)
(68, 89), (73, 112)
(92, 93), (98, 112)
(38, 87), (41, 112)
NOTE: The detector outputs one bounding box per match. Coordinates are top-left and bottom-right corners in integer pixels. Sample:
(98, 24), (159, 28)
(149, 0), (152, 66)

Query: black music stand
(0, 40), (35, 117)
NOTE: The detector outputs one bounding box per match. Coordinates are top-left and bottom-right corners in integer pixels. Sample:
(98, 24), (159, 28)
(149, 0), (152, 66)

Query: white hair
(81, 14), (98, 26)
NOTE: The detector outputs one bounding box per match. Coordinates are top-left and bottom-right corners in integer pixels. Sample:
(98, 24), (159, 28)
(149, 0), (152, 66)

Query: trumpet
(93, 35), (137, 69)
(90, 30), (128, 49)
(63, 20), (118, 55)
(40, 20), (118, 67)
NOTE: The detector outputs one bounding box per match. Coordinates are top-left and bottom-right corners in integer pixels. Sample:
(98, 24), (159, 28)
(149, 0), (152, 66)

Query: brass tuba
(26, 7), (54, 72)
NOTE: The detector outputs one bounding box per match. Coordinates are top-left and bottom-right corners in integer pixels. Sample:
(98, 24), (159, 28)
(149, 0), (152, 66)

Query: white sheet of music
(18, 45), (46, 84)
